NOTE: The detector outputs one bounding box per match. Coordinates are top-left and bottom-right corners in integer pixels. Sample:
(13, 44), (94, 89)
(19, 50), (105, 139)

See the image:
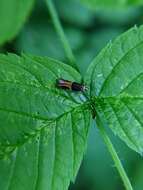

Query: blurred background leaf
(79, 0), (143, 9)
(0, 0), (35, 45)
(0, 0), (143, 189)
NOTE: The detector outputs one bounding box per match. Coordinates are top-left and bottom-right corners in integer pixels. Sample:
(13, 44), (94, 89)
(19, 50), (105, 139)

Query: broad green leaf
(0, 54), (91, 190)
(85, 25), (143, 154)
(0, 0), (34, 45)
(80, 0), (143, 9)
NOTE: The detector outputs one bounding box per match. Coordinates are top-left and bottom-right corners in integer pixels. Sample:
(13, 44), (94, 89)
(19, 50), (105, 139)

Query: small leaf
(0, 0), (34, 45)
(85, 25), (143, 154)
(0, 54), (91, 190)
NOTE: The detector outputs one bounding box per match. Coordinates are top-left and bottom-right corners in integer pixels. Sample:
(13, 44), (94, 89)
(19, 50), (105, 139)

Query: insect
(56, 78), (87, 92)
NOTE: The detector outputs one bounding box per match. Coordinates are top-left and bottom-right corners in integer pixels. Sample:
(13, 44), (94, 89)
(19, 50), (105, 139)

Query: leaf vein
(51, 123), (56, 190)
(34, 132), (41, 190)
(119, 72), (143, 95)
(6, 149), (18, 190)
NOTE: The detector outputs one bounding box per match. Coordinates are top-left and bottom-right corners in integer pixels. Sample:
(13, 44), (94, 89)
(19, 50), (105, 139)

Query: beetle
(56, 78), (87, 92)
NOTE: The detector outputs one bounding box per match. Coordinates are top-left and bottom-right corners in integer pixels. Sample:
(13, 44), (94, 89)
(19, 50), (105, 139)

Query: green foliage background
(1, 0), (143, 190)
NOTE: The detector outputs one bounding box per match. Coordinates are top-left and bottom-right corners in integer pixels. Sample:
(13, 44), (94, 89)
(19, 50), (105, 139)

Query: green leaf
(0, 54), (91, 190)
(0, 0), (34, 45)
(79, 0), (143, 9)
(85, 25), (143, 155)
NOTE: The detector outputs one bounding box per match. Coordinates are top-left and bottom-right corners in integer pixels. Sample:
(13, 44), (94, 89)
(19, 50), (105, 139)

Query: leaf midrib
(94, 96), (143, 101)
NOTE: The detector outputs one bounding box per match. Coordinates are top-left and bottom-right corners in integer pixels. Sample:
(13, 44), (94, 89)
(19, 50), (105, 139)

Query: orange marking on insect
(56, 78), (87, 92)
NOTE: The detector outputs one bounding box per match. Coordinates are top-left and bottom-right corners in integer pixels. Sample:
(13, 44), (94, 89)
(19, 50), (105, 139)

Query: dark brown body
(56, 79), (87, 92)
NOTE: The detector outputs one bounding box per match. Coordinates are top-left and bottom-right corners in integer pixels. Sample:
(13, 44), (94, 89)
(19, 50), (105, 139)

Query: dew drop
(120, 85), (124, 90)
(97, 74), (103, 78)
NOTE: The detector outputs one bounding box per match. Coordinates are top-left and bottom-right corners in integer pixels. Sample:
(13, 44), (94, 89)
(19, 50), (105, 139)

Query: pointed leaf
(0, 54), (91, 190)
(85, 25), (143, 154)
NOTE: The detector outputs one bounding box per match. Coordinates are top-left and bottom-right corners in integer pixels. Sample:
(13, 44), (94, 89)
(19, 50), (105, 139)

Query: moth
(56, 78), (87, 92)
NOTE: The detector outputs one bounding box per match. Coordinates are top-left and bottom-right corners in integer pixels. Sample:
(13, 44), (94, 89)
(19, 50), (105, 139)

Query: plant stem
(45, 0), (78, 71)
(96, 118), (133, 190)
